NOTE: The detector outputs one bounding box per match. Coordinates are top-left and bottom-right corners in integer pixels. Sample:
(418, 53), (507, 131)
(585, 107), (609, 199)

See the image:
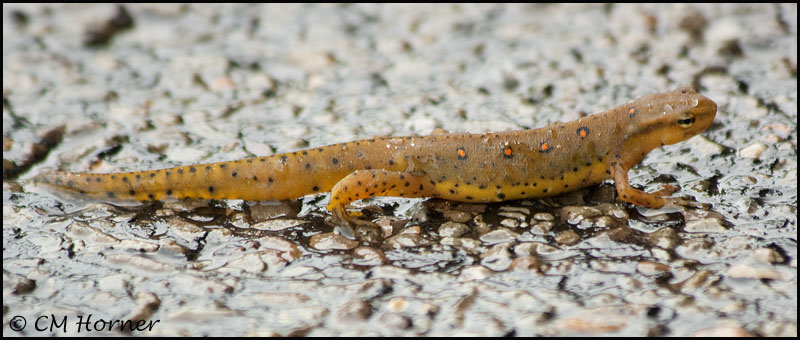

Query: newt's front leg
(327, 169), (435, 227)
(612, 163), (706, 209)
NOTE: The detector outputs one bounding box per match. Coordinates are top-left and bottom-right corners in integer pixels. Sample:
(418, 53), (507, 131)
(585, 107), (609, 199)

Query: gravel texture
(3, 4), (796, 336)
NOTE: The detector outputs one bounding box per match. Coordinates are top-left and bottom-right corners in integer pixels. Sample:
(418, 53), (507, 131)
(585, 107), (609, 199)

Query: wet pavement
(3, 4), (797, 336)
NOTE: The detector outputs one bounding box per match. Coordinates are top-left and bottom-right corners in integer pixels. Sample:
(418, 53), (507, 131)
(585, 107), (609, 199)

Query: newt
(34, 87), (717, 227)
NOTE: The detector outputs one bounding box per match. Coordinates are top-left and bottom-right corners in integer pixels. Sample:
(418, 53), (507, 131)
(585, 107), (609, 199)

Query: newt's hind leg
(327, 169), (435, 227)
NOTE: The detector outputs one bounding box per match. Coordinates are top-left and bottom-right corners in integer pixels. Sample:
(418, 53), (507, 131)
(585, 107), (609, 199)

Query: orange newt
(34, 87), (717, 226)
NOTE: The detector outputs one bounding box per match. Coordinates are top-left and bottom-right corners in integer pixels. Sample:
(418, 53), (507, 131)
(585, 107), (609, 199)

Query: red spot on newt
(457, 147), (468, 160)
(539, 142), (550, 153)
(577, 127), (589, 139)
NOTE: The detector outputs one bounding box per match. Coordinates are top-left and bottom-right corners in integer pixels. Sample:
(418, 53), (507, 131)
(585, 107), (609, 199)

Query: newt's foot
(331, 206), (373, 227)
(330, 206), (384, 243)
(651, 183), (681, 197)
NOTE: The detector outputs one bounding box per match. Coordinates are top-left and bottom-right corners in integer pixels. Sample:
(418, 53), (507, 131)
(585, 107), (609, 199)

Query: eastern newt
(34, 87), (717, 226)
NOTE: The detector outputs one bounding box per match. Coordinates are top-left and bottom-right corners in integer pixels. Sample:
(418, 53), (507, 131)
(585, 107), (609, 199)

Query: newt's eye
(677, 112), (695, 128)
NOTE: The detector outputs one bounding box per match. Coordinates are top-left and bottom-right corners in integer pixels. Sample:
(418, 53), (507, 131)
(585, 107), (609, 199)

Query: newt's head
(623, 86), (717, 148)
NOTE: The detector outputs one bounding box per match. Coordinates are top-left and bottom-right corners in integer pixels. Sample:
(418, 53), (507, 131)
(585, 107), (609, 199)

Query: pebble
(525, 242), (561, 257)
(499, 218), (523, 228)
(498, 211), (527, 221)
(249, 201), (301, 222)
(159, 239), (192, 257)
(646, 227), (681, 250)
(727, 263), (785, 280)
(458, 265), (493, 281)
(479, 228), (519, 245)
(558, 311), (627, 333)
(277, 306), (331, 333)
(509, 256), (543, 273)
(560, 206), (603, 225)
(555, 230), (580, 245)
(675, 238), (717, 262)
(598, 227), (631, 242)
(353, 246), (387, 266)
(685, 217), (727, 233)
(309, 232), (359, 250)
(481, 243), (513, 271)
(106, 254), (173, 273)
(223, 252), (268, 273)
(170, 274), (233, 297)
(123, 292), (161, 322)
(378, 312), (413, 330)
(66, 221), (119, 245)
(693, 325), (754, 337)
(687, 135), (724, 157)
(3, 272), (36, 294)
(117, 239), (160, 252)
(441, 237), (482, 253)
(442, 209), (473, 223)
(636, 261), (670, 276)
(383, 233), (431, 249)
(166, 217), (207, 244)
(677, 270), (715, 291)
(499, 206), (530, 215)
(246, 292), (310, 306)
(386, 296), (409, 312)
(337, 299), (373, 323)
(251, 219), (307, 231)
(167, 303), (237, 321)
(751, 247), (784, 264)
(438, 221), (471, 237)
(592, 216), (618, 229)
(258, 235), (303, 260)
(530, 221), (554, 234)
(738, 142), (767, 159)
(97, 274), (133, 292)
